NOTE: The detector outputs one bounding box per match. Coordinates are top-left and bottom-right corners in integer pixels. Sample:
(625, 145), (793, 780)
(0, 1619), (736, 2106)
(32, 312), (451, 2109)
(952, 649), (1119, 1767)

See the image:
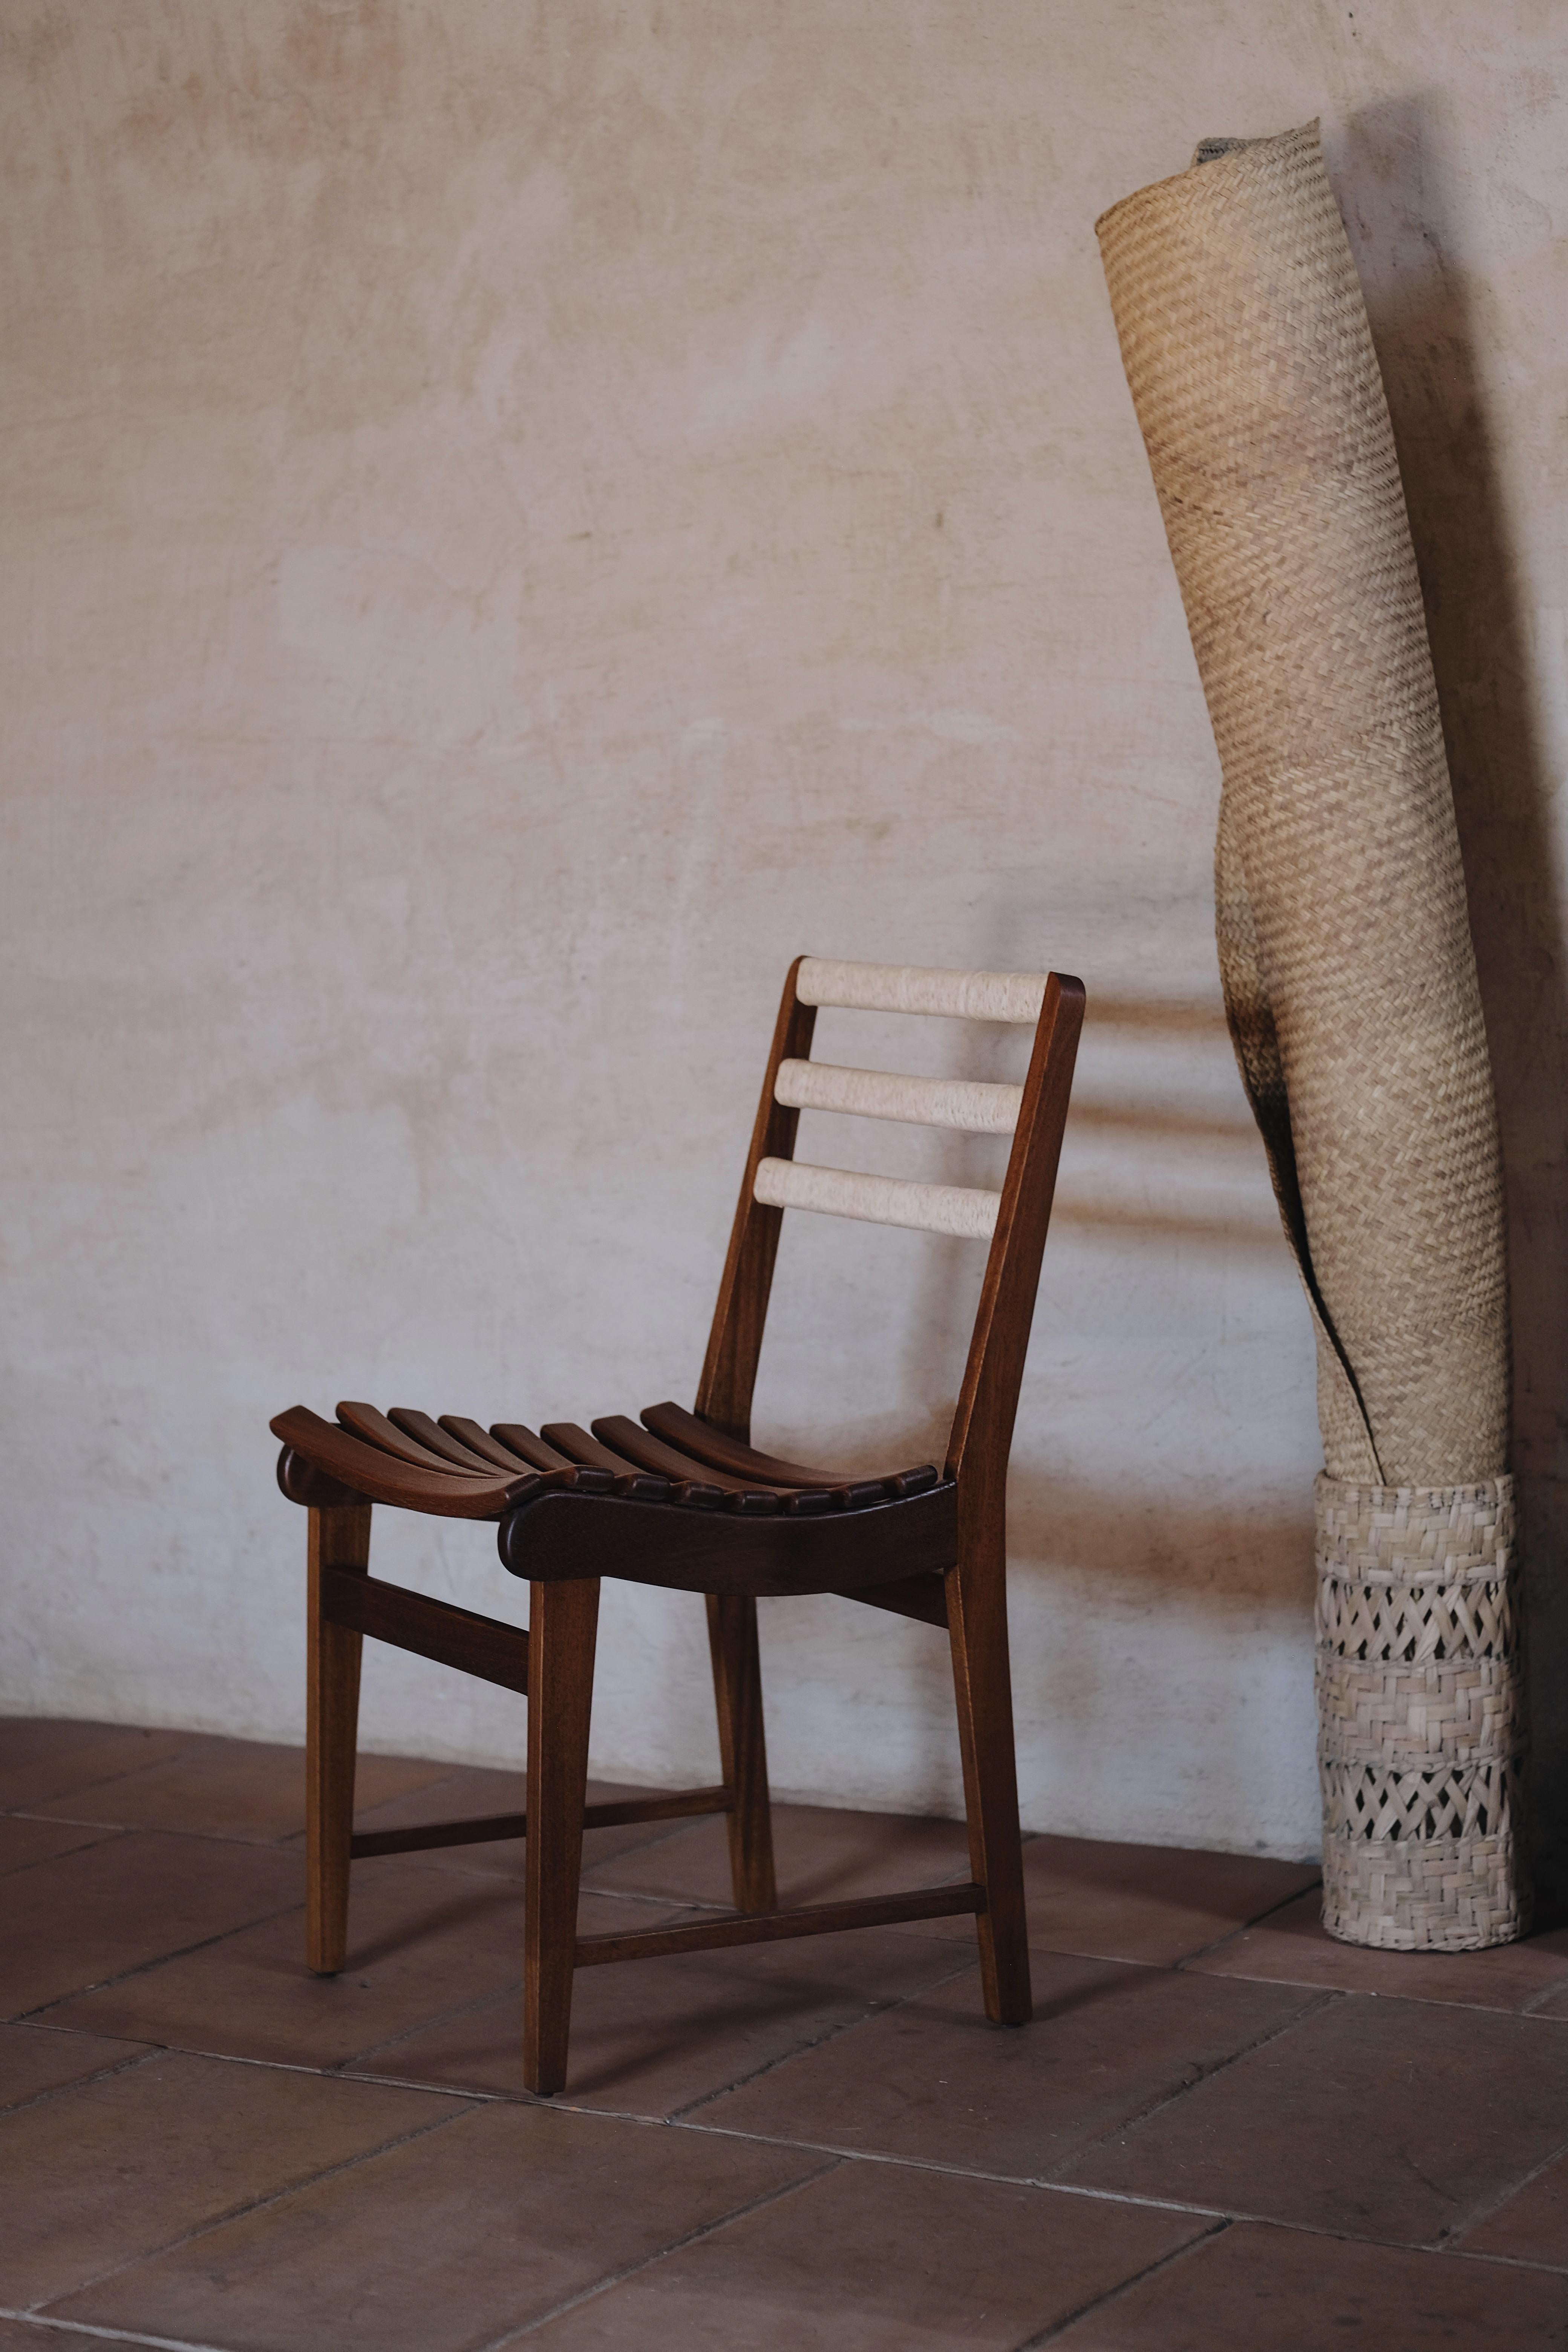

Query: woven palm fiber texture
(1096, 122), (1525, 1948)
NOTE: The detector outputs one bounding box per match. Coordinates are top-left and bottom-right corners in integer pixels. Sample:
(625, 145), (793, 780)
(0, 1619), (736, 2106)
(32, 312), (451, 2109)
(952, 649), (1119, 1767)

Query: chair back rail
(797, 957), (1047, 1023)
(774, 1060), (1021, 1133)
(753, 1158), (1001, 1240)
(696, 956), (1086, 1493)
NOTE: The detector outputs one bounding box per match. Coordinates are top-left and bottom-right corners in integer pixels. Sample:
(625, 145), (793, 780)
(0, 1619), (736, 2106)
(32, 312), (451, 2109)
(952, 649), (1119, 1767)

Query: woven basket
(1316, 1476), (1529, 1950)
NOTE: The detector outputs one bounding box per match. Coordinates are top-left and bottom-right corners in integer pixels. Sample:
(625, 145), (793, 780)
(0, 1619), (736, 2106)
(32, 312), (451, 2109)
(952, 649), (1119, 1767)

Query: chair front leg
(306, 1501), (372, 1975)
(947, 1520), (1032, 2026)
(524, 1575), (601, 2096)
(707, 1592), (777, 1913)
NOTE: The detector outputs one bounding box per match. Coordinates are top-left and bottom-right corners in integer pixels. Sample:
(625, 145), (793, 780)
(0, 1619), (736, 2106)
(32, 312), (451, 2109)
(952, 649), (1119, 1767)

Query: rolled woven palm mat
(1096, 121), (1527, 1950)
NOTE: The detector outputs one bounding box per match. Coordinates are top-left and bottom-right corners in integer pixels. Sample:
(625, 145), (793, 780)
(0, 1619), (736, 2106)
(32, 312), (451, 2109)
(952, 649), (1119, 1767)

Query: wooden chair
(271, 954), (1084, 2095)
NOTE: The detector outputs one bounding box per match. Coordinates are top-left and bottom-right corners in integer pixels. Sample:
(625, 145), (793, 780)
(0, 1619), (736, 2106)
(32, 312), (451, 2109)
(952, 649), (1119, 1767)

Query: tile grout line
(0, 2306), (233, 2352)
(14, 1899), (311, 2026)
(659, 2114), (1568, 2275)
(11, 1735), (1568, 2315)
(62, 2015), (1566, 2282)
(1173, 1875), (1324, 1969)
(664, 1952), (980, 2124)
(0, 2044), (167, 2123)
(19, 1958), (1568, 2277)
(20, 2031), (495, 2102)
(1012, 2216), (1233, 2348)
(0, 1826), (133, 1878)
(1423, 2118), (1568, 2252)
(0, 1740), (216, 1815)
(1040, 1987), (1345, 2174)
(325, 1893), (734, 2076)
(330, 1976), (529, 2073)
(1179, 1971), (1568, 2025)
(659, 2114), (1222, 2202)
(24, 2101), (482, 2313)
(479, 2153), (846, 2347)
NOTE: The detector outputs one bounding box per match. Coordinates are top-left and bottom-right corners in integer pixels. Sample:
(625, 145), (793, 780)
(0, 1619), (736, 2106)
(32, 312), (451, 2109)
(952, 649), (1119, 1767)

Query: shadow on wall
(1053, 994), (1281, 1248)
(883, 986), (1316, 1627)
(1345, 99), (1568, 1920)
(1006, 1466), (1314, 1615)
(824, 984), (1288, 1450)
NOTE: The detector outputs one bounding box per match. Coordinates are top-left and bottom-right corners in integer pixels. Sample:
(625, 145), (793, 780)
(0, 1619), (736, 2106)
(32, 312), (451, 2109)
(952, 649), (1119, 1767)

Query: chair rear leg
(306, 1502), (372, 1975)
(524, 1576), (600, 2097)
(947, 1534), (1032, 2024)
(706, 1593), (777, 1913)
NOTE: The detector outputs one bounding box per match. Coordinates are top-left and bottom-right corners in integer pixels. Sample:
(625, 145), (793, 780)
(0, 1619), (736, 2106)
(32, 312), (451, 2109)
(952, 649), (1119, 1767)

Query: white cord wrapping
(796, 958), (1047, 1024)
(754, 1156), (1000, 1240)
(775, 1059), (1021, 1135)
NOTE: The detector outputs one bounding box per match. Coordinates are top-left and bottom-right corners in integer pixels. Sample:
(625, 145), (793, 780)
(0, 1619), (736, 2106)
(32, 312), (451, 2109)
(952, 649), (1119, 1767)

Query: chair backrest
(696, 957), (1086, 1494)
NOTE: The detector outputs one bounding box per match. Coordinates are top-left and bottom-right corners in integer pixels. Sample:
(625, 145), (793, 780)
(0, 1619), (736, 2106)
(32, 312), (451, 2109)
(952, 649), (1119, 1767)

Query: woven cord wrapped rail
(796, 959), (1047, 1023)
(753, 1158), (1000, 1241)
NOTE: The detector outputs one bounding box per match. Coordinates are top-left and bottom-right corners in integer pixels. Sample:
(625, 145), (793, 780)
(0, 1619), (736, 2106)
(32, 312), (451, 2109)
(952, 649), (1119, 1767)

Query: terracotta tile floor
(2, 1717), (1566, 2349)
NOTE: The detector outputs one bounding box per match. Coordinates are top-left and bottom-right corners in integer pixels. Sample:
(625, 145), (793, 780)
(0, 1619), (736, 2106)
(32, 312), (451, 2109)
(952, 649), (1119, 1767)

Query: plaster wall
(4, 1), (1565, 1866)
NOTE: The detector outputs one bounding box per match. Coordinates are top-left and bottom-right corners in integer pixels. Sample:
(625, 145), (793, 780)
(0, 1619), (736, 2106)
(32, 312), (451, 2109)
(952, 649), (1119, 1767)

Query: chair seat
(271, 1398), (954, 1599)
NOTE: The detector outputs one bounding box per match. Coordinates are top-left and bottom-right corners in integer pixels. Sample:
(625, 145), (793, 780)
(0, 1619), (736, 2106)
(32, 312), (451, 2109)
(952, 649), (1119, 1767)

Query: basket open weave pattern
(1315, 1477), (1528, 1949)
(1096, 124), (1525, 1946)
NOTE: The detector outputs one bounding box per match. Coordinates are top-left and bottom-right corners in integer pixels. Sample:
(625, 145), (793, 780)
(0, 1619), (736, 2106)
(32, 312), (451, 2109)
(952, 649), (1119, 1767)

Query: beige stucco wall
(4, 2), (1564, 1870)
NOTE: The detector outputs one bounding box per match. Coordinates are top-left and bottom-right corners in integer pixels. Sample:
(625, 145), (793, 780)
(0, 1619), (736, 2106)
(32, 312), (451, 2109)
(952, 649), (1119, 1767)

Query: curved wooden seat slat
(543, 1420), (679, 1499)
(277, 1400), (940, 1530)
(638, 1401), (856, 1490)
(439, 1416), (545, 1474)
(590, 1413), (758, 1491)
(544, 1419), (716, 1506)
(489, 1422), (577, 1474)
(388, 1408), (503, 1474)
(336, 1402), (473, 1479)
(271, 1406), (536, 1519)
(590, 1415), (783, 1511)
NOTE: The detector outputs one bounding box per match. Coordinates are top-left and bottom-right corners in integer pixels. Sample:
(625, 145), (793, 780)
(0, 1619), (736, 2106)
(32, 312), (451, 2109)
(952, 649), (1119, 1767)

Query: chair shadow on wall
(1346, 97), (1568, 1920)
(891, 986), (1318, 1723)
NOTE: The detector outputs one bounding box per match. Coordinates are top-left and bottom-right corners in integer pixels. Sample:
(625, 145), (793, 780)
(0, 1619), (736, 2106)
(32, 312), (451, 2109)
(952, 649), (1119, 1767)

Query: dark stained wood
(439, 1416), (545, 1473)
(640, 1401), (853, 1488)
(539, 1421), (677, 1500)
(707, 1595), (776, 1911)
(490, 1421), (578, 1473)
(945, 973), (1086, 1491)
(835, 1572), (949, 1629)
(348, 1784), (729, 1860)
(580, 1784), (729, 1828)
(935, 972), (1082, 2026)
(592, 1415), (775, 1507)
(277, 953), (1084, 2096)
(321, 1567), (531, 1695)
(948, 1519), (1031, 2024)
(273, 1409), (533, 1519)
(523, 1575), (600, 2098)
(277, 1445), (364, 1510)
(694, 959), (818, 1442)
(497, 1481), (959, 1597)
(306, 1502), (371, 1976)
(388, 1407), (504, 1472)
(575, 1881), (985, 1966)
(336, 1400), (473, 1476)
(631, 1408), (934, 1513)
